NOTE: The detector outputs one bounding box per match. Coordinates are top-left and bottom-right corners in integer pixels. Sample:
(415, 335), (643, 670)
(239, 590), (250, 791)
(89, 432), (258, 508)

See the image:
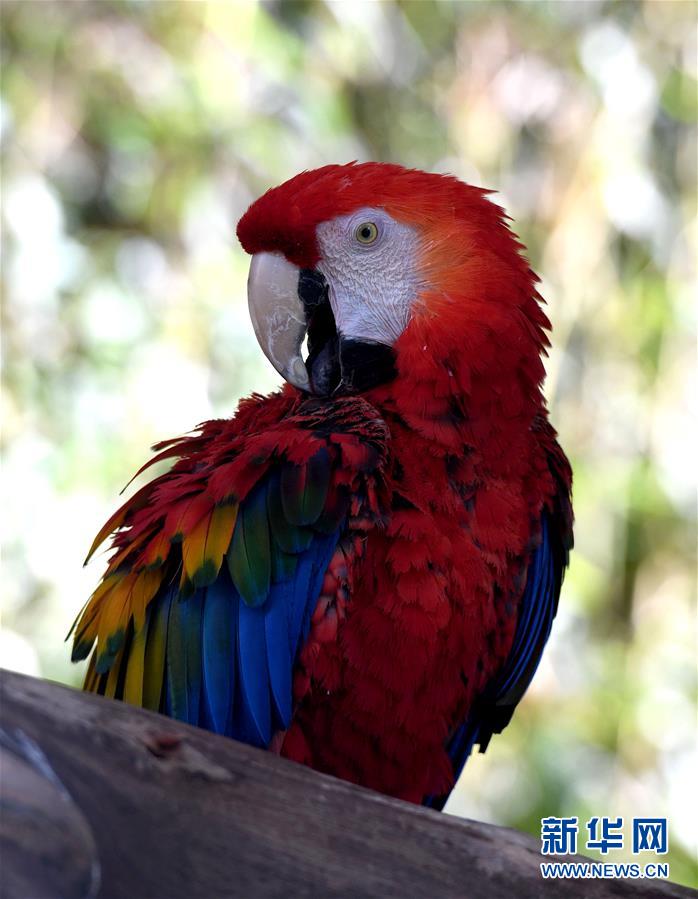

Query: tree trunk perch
(0, 670), (693, 899)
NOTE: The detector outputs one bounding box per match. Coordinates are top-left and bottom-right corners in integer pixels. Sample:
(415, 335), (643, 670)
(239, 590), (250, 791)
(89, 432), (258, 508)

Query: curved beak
(247, 251), (310, 392)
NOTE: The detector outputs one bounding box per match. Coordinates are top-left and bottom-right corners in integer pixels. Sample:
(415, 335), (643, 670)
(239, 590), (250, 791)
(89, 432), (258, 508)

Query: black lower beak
(298, 269), (397, 396)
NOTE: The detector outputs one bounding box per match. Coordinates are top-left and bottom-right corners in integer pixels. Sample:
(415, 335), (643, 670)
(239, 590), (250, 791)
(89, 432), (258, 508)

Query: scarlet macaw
(71, 163), (573, 807)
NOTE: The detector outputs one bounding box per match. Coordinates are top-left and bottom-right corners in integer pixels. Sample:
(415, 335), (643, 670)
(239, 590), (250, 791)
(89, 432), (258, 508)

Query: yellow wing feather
(182, 502), (238, 587)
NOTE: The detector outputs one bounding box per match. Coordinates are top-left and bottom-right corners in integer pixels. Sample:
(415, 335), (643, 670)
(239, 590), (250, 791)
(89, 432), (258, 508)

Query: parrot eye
(354, 222), (379, 245)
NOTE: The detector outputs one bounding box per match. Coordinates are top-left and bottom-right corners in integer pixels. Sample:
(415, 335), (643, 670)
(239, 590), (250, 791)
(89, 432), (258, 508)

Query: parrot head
(237, 162), (550, 404)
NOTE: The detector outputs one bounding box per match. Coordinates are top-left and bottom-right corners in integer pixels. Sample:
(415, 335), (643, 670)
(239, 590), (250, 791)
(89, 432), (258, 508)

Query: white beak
(247, 251), (310, 392)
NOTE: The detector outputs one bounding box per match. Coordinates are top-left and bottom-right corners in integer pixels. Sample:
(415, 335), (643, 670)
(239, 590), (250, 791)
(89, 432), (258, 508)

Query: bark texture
(0, 670), (694, 899)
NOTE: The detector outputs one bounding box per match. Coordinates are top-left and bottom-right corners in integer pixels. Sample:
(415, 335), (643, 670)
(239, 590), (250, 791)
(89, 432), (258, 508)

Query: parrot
(70, 162), (573, 807)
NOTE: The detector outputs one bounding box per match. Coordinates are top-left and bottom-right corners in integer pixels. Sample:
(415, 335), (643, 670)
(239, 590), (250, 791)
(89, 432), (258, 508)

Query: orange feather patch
(140, 531), (172, 568)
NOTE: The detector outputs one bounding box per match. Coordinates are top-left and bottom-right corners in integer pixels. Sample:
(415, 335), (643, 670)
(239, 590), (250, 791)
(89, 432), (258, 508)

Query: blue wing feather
(264, 531), (338, 729)
(264, 580), (293, 725)
(288, 548), (316, 660)
(237, 594), (272, 746)
(424, 512), (563, 810)
(184, 594), (203, 725)
(498, 520), (555, 700)
(202, 578), (235, 734)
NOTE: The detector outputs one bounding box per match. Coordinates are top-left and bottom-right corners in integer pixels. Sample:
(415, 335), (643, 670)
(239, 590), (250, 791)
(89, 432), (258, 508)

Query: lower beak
(247, 251), (311, 392)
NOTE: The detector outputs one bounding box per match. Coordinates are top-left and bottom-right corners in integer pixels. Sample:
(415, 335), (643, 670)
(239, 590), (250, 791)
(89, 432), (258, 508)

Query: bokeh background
(2, 0), (696, 886)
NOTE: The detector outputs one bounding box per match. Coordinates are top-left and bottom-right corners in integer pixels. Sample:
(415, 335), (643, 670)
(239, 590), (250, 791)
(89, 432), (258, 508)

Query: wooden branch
(1, 670), (694, 899)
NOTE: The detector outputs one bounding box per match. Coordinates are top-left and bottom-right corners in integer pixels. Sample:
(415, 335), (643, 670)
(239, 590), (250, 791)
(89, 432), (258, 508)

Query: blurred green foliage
(1, 0), (695, 887)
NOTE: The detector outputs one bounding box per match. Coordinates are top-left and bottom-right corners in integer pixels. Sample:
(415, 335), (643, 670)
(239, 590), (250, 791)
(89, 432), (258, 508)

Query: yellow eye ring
(354, 222), (379, 245)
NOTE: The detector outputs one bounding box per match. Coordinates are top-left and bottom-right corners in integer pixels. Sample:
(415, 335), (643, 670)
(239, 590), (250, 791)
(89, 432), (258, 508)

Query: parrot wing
(71, 391), (389, 747)
(425, 424), (573, 809)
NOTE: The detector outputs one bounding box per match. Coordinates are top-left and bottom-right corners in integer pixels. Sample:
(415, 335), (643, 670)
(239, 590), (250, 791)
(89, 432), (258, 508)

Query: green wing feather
(281, 449), (331, 526)
(227, 483), (271, 607)
(267, 472), (314, 554)
(166, 593), (188, 720)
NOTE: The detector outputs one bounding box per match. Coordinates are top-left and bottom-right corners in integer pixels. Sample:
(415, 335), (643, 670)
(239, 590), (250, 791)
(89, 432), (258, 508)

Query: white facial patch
(315, 207), (421, 345)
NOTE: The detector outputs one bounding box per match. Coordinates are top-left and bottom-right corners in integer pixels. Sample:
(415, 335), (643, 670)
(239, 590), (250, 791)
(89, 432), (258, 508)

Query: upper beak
(247, 251), (311, 392)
